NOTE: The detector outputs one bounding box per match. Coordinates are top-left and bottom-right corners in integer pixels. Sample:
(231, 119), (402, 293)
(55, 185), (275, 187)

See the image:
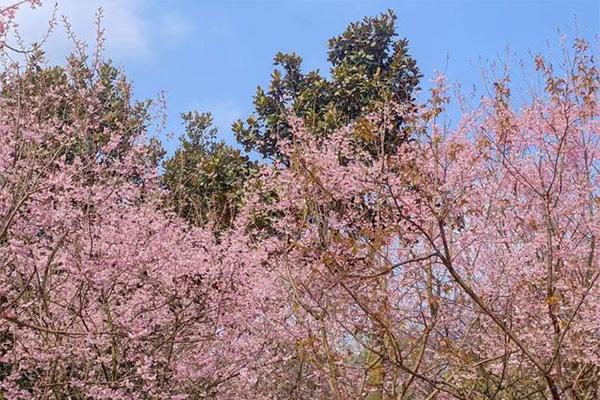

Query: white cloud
(3, 0), (192, 65)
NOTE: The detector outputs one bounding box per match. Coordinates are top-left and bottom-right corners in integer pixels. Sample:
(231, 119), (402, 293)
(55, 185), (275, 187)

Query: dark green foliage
(162, 112), (256, 228)
(233, 10), (421, 162)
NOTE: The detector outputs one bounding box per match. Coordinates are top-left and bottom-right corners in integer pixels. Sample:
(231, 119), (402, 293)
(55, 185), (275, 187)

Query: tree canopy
(162, 111), (256, 228)
(0, 2), (598, 399)
(233, 10), (421, 161)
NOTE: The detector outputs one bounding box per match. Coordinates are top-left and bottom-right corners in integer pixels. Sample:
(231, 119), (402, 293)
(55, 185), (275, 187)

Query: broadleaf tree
(233, 10), (421, 162)
(162, 111), (257, 229)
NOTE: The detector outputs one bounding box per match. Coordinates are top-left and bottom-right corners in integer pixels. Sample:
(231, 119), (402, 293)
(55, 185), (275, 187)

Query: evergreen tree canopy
(233, 10), (421, 162)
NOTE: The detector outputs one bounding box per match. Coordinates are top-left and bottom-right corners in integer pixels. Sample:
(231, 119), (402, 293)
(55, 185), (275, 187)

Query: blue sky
(10, 0), (600, 154)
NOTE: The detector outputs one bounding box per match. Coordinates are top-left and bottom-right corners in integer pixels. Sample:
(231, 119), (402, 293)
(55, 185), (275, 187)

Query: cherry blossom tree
(240, 38), (600, 399)
(1, 2), (598, 399)
(0, 29), (263, 400)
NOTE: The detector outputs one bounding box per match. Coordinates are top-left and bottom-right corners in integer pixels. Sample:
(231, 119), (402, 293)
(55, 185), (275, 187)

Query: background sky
(7, 0), (600, 154)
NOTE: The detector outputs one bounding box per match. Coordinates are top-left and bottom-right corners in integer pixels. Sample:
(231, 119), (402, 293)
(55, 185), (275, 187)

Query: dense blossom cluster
(0, 47), (270, 399)
(235, 43), (600, 398)
(0, 2), (598, 399)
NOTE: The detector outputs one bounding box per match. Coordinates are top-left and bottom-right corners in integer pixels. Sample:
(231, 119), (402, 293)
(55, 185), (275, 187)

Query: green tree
(162, 111), (256, 229)
(233, 10), (421, 162)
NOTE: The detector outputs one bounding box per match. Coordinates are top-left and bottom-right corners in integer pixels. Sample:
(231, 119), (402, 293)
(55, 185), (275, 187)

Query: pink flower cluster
(0, 4), (598, 398)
